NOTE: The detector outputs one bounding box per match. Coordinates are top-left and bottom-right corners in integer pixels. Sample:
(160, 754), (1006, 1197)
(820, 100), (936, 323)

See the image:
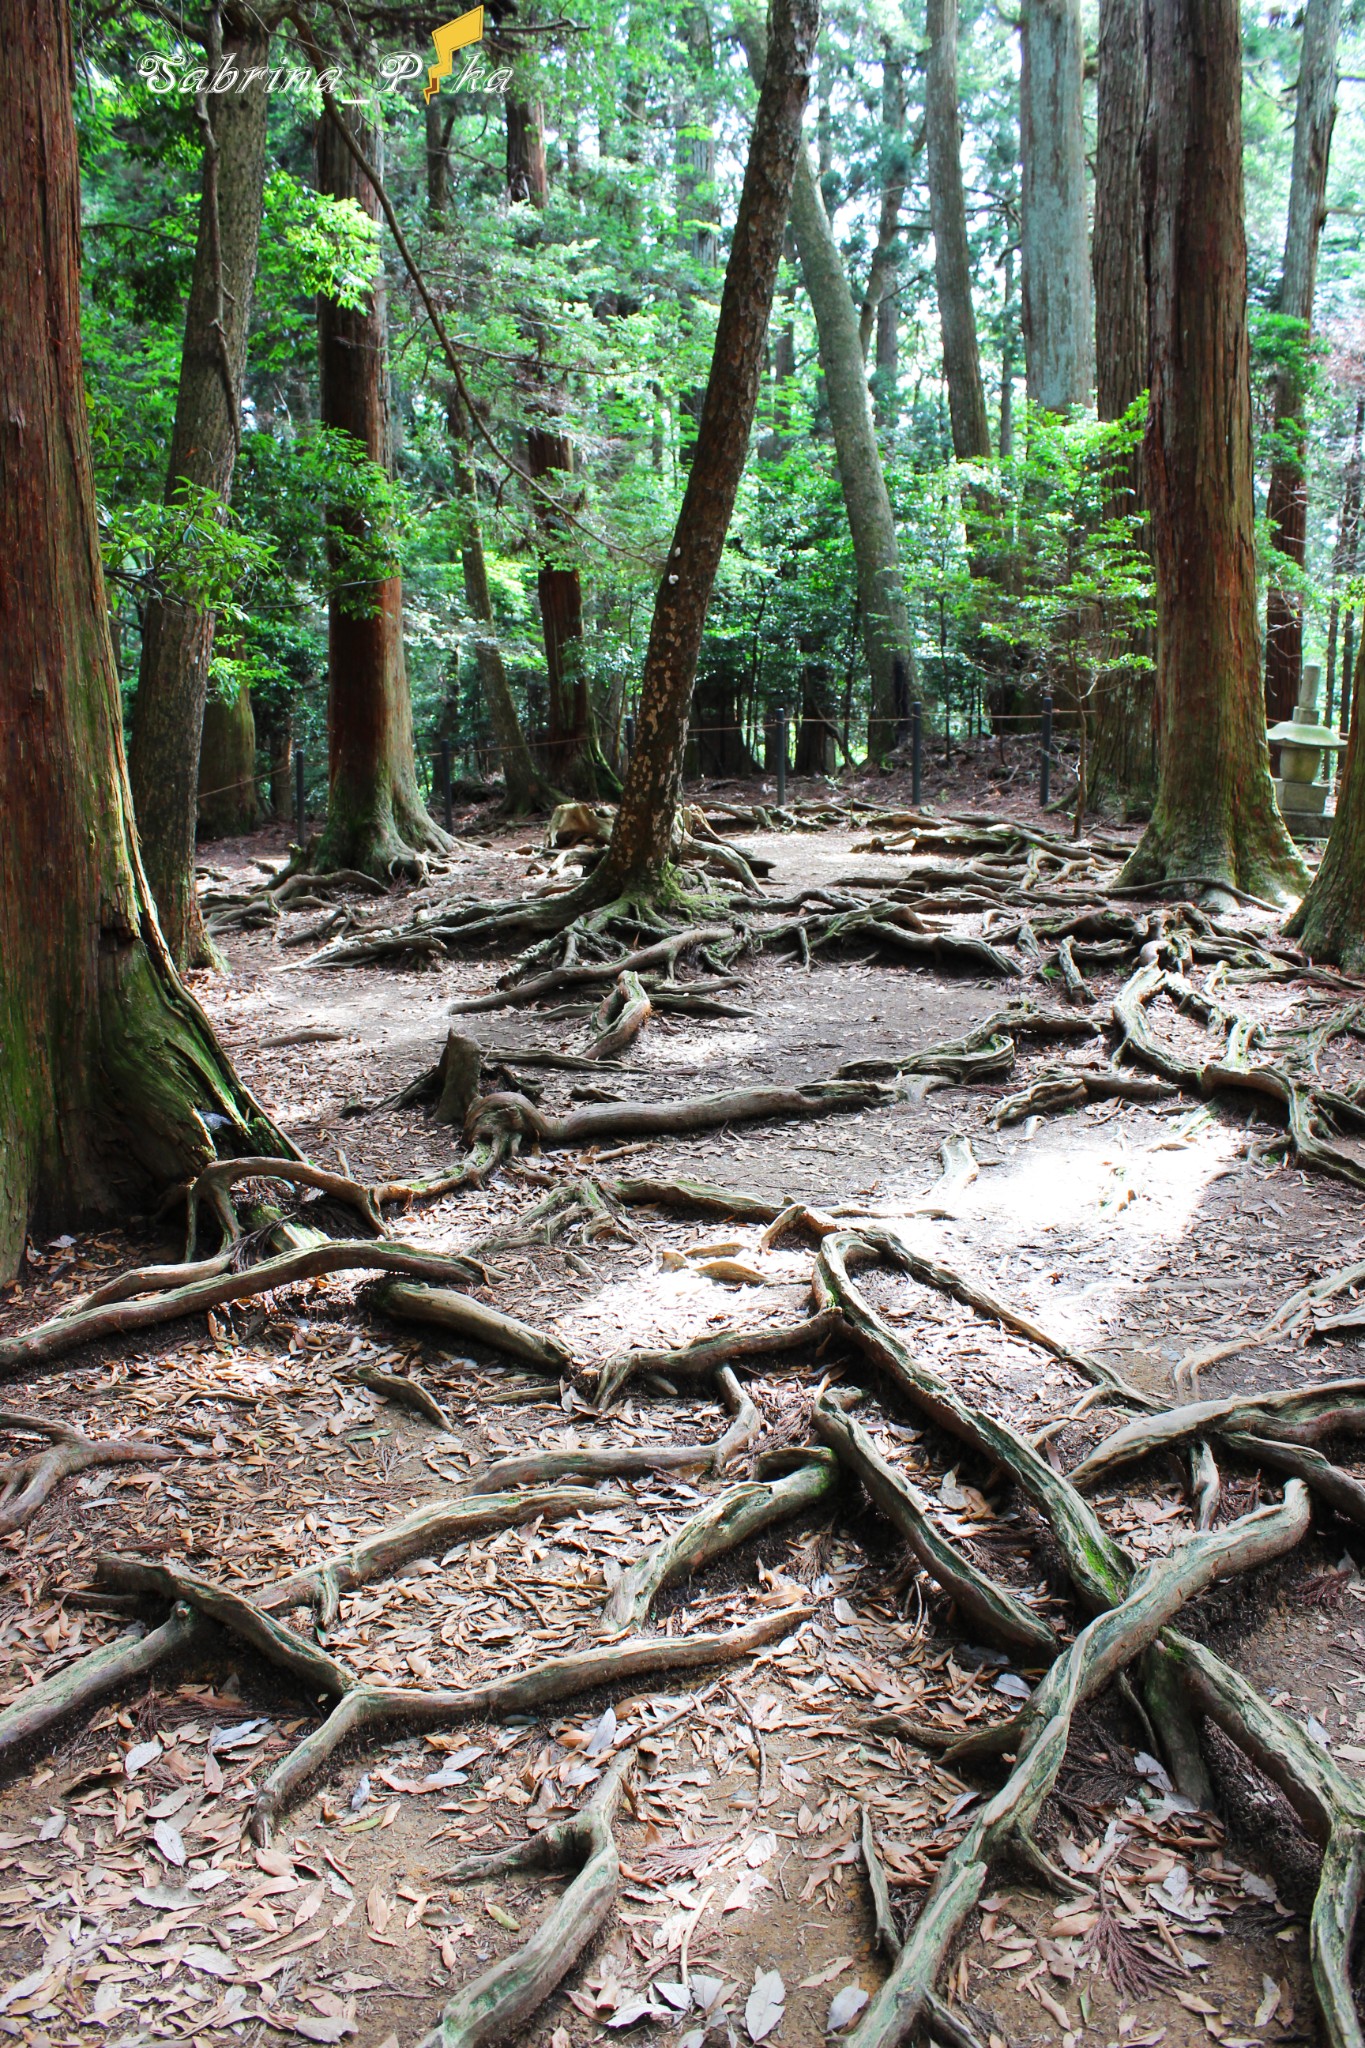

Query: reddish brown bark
(1287, 632), (1365, 966)
(1123, 0), (1306, 899)
(315, 106), (444, 876)
(0, 0), (283, 1280)
(597, 0), (820, 892)
(924, 0), (989, 460)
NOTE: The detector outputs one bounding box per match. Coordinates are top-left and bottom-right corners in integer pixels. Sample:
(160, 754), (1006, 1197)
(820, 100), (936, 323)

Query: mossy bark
(1121, 0), (1307, 903)
(1286, 636), (1365, 967)
(315, 107), (448, 880)
(127, 10), (270, 969)
(0, 0), (287, 1282)
(198, 677), (260, 837)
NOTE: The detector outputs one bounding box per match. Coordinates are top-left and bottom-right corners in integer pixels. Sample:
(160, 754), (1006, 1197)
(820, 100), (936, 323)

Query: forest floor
(0, 744), (1362, 2048)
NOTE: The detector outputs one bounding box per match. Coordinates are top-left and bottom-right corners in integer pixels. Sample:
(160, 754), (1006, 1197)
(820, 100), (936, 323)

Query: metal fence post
(911, 700), (923, 807)
(775, 704), (787, 807)
(1040, 692), (1053, 808)
(294, 748), (305, 842)
(438, 740), (453, 832)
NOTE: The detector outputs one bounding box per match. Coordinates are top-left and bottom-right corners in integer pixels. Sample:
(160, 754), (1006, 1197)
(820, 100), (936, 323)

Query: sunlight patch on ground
(549, 1241), (810, 1355)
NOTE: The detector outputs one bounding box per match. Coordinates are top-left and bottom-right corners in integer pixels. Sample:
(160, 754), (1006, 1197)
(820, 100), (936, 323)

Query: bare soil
(0, 760), (1359, 2048)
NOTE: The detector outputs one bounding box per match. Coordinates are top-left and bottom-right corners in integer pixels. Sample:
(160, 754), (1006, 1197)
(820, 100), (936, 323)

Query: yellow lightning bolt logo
(424, 7), (485, 101)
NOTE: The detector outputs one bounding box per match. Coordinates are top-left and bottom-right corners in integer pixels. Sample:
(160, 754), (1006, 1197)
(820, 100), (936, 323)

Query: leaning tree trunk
(1288, 631), (1365, 966)
(738, 17), (916, 765)
(127, 9), (269, 970)
(1019, 0), (1092, 414)
(594, 0), (820, 893)
(315, 105), (445, 880)
(1089, 0), (1154, 801)
(1263, 0), (1342, 729)
(198, 677), (260, 838)
(0, 0), (285, 1282)
(1122, 0), (1307, 901)
(447, 392), (557, 813)
(924, 0), (990, 462)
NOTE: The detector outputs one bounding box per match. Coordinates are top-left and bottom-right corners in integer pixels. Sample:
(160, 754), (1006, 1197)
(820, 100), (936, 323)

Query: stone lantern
(1267, 664), (1346, 833)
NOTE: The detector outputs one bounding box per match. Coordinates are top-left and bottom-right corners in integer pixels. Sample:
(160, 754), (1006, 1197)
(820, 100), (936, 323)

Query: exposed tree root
(1176, 1253), (1365, 1389)
(183, 1155), (387, 1257)
(419, 1755), (633, 2048)
(0, 1604), (205, 1765)
(583, 971), (653, 1061)
(601, 1455), (836, 1630)
(0, 1239), (484, 1375)
(0, 1411), (171, 1533)
(993, 1066), (1178, 1125)
(1070, 1378), (1365, 1488)
(369, 1281), (574, 1374)
(249, 1607), (802, 1842)
(811, 1399), (1057, 1658)
(589, 1308), (843, 1409)
(450, 927), (735, 1016)
(463, 1078), (894, 1154)
(344, 1362), (454, 1431)
(844, 1486), (1311, 2048)
(90, 1556), (356, 1697)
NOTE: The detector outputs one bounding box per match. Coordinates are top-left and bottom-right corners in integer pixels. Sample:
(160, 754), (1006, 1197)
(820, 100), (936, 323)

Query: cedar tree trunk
(1325, 397), (1364, 725)
(1121, 0), (1307, 900)
(1263, 0), (1342, 728)
(1287, 632), (1365, 965)
(859, 43), (908, 429)
(924, 0), (990, 461)
(1020, 0), (1092, 413)
(127, 9), (269, 969)
(0, 0), (286, 1281)
(595, 0), (820, 893)
(315, 106), (444, 878)
(198, 676), (259, 837)
(738, 16), (916, 765)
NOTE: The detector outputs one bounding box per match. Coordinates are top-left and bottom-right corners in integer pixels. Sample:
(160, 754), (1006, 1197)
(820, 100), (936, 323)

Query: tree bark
(1122, 0), (1307, 900)
(594, 0), (819, 894)
(859, 44), (909, 430)
(448, 393), (557, 812)
(0, 0), (286, 1282)
(127, 9), (269, 969)
(738, 17), (916, 765)
(1019, 0), (1092, 414)
(1263, 0), (1342, 728)
(1090, 0), (1154, 801)
(1325, 397), (1364, 726)
(315, 106), (444, 878)
(198, 677), (259, 837)
(1287, 630), (1365, 966)
(924, 0), (990, 461)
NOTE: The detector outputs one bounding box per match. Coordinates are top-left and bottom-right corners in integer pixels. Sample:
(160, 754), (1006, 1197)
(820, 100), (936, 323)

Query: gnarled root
(583, 971), (653, 1061)
(811, 1398), (1057, 1659)
(844, 1486), (1311, 2048)
(601, 1455), (836, 1630)
(1069, 1378), (1365, 1489)
(420, 1755), (632, 2048)
(0, 1604), (206, 1767)
(0, 1411), (172, 1534)
(371, 1281), (573, 1375)
(463, 1079), (894, 1154)
(249, 1607), (804, 1842)
(589, 1308), (842, 1410)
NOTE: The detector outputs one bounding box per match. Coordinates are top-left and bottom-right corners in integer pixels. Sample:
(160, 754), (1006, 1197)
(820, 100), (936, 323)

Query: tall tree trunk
(1122, 0), (1306, 899)
(596, 0), (819, 893)
(1000, 243), (1016, 459)
(1019, 0), (1092, 413)
(0, 0), (285, 1281)
(1263, 0), (1342, 728)
(1325, 397), (1364, 726)
(924, 0), (990, 460)
(1287, 630), (1365, 964)
(315, 106), (444, 878)
(677, 5), (721, 456)
(738, 18), (916, 764)
(127, 9), (269, 970)
(859, 43), (909, 428)
(198, 677), (259, 837)
(1090, 0), (1154, 800)
(448, 394), (557, 812)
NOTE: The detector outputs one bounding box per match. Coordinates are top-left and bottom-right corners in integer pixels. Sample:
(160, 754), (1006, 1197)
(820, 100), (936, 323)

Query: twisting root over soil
(0, 1411), (171, 1533)
(419, 1754), (634, 2048)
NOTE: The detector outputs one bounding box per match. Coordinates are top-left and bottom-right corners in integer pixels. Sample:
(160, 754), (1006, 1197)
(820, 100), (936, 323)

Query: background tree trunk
(738, 17), (916, 765)
(315, 106), (444, 878)
(1090, 0), (1154, 801)
(924, 0), (990, 461)
(1287, 630), (1365, 964)
(859, 43), (909, 428)
(1123, 0), (1306, 899)
(1325, 396), (1364, 725)
(1263, 0), (1342, 728)
(127, 9), (269, 969)
(1019, 0), (1092, 414)
(0, 0), (283, 1280)
(198, 677), (259, 837)
(597, 0), (820, 893)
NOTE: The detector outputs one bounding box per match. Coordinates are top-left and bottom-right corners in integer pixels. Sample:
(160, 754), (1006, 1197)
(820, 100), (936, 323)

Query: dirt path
(0, 776), (1360, 2048)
